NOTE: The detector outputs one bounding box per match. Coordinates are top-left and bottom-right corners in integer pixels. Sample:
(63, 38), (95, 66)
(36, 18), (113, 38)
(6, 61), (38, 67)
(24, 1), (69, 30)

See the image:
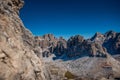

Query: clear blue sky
(20, 0), (120, 39)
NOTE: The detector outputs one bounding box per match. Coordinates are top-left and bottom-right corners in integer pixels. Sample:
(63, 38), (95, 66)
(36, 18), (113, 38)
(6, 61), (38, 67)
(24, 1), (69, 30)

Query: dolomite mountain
(35, 32), (120, 80)
(35, 31), (120, 60)
(0, 0), (120, 80)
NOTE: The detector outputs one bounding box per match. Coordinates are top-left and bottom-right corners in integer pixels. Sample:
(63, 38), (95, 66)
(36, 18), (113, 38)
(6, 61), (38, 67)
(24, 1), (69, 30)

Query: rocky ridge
(0, 0), (120, 80)
(33, 31), (120, 80)
(33, 32), (120, 80)
(91, 30), (120, 55)
(0, 0), (49, 80)
(35, 31), (120, 60)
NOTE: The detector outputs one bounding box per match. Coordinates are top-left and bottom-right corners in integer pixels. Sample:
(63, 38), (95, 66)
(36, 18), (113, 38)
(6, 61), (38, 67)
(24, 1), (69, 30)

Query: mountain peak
(91, 32), (104, 42)
(104, 30), (117, 39)
(43, 34), (56, 41)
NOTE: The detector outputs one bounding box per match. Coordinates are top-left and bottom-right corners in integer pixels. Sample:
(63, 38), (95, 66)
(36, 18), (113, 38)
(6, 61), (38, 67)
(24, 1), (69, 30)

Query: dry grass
(64, 71), (76, 79)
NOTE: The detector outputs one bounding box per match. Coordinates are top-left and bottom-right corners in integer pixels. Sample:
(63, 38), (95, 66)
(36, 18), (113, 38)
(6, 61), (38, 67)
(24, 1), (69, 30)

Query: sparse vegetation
(64, 71), (76, 79)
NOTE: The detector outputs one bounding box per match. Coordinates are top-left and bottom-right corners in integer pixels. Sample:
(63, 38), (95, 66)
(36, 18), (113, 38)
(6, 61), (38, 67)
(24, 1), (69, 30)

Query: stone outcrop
(91, 32), (105, 44)
(29, 30), (120, 80)
(91, 30), (120, 55)
(0, 0), (48, 80)
(34, 31), (120, 60)
(34, 34), (58, 58)
(103, 31), (120, 55)
(53, 37), (67, 56)
(35, 34), (107, 60)
(66, 35), (107, 58)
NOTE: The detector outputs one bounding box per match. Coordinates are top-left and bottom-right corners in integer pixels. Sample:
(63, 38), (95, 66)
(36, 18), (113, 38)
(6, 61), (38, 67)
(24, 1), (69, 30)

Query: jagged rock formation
(66, 35), (107, 58)
(33, 32), (120, 80)
(53, 37), (67, 56)
(34, 34), (58, 58)
(91, 30), (120, 55)
(91, 32), (105, 44)
(104, 31), (120, 55)
(32, 31), (120, 79)
(0, 0), (49, 80)
(0, 0), (120, 80)
(35, 31), (120, 60)
(35, 34), (107, 60)
(34, 34), (67, 58)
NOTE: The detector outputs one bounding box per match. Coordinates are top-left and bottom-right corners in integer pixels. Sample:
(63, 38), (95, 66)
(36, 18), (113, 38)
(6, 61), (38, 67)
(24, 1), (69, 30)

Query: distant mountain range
(34, 30), (120, 60)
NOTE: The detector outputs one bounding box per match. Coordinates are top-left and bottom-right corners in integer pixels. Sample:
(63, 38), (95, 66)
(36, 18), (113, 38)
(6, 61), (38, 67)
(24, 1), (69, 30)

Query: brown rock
(0, 0), (48, 80)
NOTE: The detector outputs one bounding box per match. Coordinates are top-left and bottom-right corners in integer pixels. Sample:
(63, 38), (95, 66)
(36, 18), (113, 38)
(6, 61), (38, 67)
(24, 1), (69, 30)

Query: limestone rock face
(66, 35), (107, 58)
(103, 31), (120, 55)
(35, 34), (107, 60)
(0, 0), (48, 80)
(53, 37), (67, 56)
(34, 34), (58, 58)
(67, 35), (84, 47)
(91, 32), (105, 44)
(91, 30), (120, 55)
(35, 31), (120, 60)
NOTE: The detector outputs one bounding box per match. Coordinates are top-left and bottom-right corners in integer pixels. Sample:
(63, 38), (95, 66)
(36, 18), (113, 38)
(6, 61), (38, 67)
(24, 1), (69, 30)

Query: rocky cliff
(91, 30), (120, 55)
(34, 32), (120, 79)
(35, 34), (107, 60)
(0, 0), (49, 80)
(0, 0), (120, 80)
(35, 31), (120, 60)
(35, 33), (120, 80)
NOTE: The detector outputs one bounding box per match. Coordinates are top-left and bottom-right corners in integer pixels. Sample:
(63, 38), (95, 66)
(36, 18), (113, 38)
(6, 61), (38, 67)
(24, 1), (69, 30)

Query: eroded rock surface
(91, 30), (120, 55)
(0, 0), (48, 80)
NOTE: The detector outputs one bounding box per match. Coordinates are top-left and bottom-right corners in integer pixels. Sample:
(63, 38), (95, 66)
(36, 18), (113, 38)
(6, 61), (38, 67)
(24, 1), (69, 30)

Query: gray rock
(0, 0), (49, 80)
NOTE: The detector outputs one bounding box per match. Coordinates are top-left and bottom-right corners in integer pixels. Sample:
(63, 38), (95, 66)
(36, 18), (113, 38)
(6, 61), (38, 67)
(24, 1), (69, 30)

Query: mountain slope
(0, 0), (49, 80)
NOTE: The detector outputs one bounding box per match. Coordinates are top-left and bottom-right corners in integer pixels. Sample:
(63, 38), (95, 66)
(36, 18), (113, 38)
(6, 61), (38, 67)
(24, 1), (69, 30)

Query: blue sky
(20, 0), (120, 39)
